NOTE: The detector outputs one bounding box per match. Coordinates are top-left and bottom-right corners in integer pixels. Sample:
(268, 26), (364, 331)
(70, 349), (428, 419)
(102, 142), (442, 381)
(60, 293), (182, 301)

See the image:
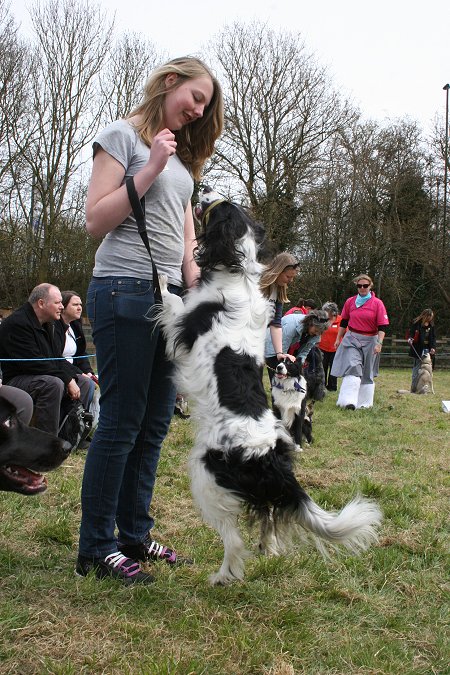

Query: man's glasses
(357, 283), (370, 288)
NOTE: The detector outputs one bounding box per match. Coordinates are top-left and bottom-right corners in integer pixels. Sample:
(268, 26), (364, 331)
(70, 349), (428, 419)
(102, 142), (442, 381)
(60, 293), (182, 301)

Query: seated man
(0, 284), (92, 436)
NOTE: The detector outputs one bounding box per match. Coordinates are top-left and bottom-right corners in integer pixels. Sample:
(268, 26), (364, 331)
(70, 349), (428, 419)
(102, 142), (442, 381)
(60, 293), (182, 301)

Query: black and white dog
(271, 359), (308, 451)
(158, 188), (382, 585)
(0, 397), (71, 495)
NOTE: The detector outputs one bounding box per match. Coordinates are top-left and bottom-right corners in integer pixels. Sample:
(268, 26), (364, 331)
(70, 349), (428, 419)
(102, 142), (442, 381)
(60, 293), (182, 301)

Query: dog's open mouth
(0, 465), (48, 494)
(275, 373), (287, 379)
(194, 204), (203, 221)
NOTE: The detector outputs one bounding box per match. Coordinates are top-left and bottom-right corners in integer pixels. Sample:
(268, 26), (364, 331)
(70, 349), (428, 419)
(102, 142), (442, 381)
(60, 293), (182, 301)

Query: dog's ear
(195, 202), (249, 272)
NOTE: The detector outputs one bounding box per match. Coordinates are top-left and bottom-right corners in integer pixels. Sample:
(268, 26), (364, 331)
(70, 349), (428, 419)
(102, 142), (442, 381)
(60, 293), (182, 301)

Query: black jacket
(54, 318), (93, 375)
(408, 322), (436, 358)
(0, 303), (79, 385)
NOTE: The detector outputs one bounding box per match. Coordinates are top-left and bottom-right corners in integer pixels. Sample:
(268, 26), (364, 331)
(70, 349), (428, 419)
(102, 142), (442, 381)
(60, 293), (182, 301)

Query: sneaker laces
(146, 540), (177, 564)
(104, 552), (141, 577)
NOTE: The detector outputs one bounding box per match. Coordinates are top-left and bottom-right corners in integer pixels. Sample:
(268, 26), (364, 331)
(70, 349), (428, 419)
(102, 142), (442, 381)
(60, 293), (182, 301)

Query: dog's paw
(294, 444), (303, 453)
(208, 570), (241, 586)
(158, 274), (169, 295)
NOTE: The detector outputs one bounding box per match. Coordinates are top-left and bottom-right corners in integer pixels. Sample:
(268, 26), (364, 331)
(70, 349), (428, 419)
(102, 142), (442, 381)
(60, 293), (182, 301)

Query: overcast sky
(12, 0), (450, 134)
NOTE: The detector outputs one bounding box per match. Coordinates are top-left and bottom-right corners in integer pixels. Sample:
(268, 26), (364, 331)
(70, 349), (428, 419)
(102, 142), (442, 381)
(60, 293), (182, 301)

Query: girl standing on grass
(76, 57), (223, 585)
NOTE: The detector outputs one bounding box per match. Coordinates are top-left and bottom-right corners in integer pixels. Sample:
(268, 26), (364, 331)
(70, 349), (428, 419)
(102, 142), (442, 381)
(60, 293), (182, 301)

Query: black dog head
(0, 397), (71, 495)
(194, 187), (266, 275)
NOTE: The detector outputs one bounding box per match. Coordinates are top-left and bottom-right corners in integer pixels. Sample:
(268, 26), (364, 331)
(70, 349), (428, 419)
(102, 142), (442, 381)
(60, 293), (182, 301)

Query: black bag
(58, 400), (93, 451)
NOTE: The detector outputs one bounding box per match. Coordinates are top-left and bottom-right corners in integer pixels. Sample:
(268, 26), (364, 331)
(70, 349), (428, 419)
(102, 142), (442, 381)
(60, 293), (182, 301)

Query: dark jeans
(78, 277), (181, 559)
(321, 350), (337, 391)
(6, 373), (92, 436)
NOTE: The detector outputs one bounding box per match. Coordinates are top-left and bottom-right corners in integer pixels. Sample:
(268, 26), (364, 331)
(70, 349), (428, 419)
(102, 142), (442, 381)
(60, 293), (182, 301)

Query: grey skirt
(331, 332), (380, 384)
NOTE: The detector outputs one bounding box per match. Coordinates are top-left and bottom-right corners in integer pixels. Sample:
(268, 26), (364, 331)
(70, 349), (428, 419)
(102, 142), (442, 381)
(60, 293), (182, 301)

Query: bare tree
(204, 22), (357, 249)
(100, 31), (162, 123)
(0, 0), (29, 188)
(6, 0), (114, 281)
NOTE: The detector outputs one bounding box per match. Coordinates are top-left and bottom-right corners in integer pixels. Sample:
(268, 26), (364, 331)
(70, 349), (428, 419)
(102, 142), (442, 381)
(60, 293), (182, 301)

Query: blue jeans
(78, 277), (180, 559)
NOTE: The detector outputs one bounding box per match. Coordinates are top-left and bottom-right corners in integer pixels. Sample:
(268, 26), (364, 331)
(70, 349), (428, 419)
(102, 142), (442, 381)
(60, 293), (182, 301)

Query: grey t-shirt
(92, 119), (194, 286)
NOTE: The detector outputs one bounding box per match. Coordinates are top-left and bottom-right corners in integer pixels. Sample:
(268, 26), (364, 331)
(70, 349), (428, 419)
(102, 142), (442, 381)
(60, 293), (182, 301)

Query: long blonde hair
(413, 308), (434, 325)
(128, 56), (223, 180)
(260, 252), (298, 303)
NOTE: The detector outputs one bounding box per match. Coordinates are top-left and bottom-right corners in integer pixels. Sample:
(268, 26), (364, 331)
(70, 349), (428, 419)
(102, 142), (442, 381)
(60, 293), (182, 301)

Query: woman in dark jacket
(56, 291), (94, 375)
(408, 308), (436, 391)
(55, 291), (96, 406)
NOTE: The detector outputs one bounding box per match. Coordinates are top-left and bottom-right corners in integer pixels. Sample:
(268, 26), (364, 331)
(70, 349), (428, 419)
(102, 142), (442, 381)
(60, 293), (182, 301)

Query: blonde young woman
(76, 57), (223, 584)
(331, 274), (389, 410)
(260, 252), (299, 364)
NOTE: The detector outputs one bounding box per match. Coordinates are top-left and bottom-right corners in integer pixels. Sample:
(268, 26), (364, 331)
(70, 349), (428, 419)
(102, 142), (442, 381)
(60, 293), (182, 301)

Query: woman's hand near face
(277, 352), (296, 362)
(147, 128), (177, 175)
(86, 129), (177, 239)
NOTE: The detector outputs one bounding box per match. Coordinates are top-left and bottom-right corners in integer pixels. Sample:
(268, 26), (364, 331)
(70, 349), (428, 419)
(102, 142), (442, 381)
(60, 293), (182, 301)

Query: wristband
(376, 339), (383, 345)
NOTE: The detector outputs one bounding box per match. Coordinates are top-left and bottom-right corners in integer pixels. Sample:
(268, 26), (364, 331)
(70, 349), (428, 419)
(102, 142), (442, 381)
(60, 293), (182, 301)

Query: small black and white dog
(157, 187), (382, 585)
(271, 359), (308, 451)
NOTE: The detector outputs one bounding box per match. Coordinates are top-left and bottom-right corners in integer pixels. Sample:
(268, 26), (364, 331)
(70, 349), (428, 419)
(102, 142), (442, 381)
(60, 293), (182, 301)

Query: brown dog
(398, 353), (435, 396)
(413, 353), (434, 395)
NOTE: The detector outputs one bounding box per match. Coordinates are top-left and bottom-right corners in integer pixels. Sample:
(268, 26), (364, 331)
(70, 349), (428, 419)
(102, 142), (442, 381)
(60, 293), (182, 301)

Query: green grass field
(0, 369), (449, 674)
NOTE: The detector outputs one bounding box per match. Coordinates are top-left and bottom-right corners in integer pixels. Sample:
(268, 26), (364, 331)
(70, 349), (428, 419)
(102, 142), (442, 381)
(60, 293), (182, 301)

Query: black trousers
(7, 374), (92, 436)
(321, 350), (337, 391)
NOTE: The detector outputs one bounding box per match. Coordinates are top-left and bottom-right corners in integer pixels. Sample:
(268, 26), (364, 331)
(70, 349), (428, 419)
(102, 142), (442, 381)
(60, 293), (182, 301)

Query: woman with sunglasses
(331, 274), (389, 409)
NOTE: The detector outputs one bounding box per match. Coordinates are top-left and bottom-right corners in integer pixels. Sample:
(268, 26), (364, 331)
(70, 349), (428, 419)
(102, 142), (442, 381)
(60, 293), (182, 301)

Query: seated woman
(56, 291), (96, 408)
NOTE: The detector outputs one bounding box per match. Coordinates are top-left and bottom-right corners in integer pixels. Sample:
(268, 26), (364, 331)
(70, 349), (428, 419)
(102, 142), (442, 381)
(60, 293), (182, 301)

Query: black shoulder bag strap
(125, 176), (163, 305)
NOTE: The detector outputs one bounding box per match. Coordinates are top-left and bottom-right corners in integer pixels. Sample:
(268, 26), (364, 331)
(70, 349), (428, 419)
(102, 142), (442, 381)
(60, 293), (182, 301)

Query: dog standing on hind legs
(157, 187), (382, 586)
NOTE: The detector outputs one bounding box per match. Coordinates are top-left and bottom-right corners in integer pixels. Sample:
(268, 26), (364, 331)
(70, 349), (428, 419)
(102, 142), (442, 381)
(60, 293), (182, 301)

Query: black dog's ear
(195, 203), (249, 272)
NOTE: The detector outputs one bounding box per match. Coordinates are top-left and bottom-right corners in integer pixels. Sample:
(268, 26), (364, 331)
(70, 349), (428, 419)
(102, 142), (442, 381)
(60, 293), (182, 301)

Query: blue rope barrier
(0, 354), (96, 362)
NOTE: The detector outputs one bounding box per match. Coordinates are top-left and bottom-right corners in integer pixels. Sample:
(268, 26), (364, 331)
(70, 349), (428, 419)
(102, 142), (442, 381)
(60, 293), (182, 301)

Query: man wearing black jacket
(0, 283), (92, 435)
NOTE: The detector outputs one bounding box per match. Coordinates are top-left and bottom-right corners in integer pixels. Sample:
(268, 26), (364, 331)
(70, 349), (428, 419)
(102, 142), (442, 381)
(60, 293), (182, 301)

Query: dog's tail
(287, 494), (382, 557)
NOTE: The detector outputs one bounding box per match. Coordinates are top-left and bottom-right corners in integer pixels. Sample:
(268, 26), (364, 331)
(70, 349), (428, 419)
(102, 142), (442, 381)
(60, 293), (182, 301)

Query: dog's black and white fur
(271, 360), (308, 451)
(303, 346), (326, 403)
(0, 397), (71, 495)
(157, 187), (382, 585)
